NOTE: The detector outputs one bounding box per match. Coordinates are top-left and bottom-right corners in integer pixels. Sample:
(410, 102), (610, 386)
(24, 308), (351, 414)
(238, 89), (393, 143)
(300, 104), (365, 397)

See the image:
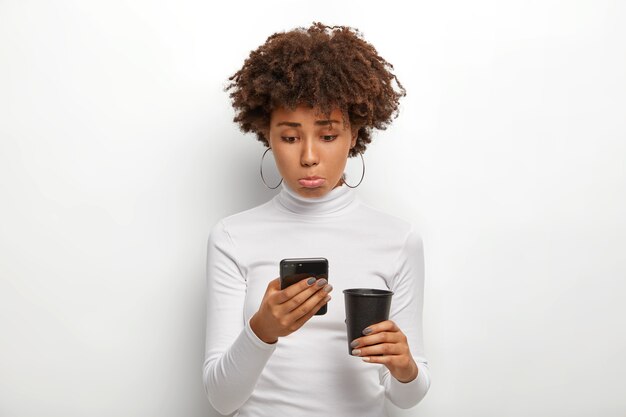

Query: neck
(274, 180), (358, 216)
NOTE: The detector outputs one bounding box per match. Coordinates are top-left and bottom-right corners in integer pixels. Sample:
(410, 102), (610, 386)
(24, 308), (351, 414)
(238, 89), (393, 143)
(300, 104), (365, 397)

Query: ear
(261, 129), (271, 145)
(350, 128), (359, 149)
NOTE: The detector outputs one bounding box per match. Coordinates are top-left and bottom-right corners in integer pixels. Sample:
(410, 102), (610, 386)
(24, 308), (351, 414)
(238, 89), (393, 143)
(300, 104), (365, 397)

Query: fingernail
(363, 327), (372, 335)
(323, 284), (333, 292)
(307, 277), (316, 285)
(350, 340), (359, 348)
(316, 278), (327, 287)
(351, 349), (361, 356)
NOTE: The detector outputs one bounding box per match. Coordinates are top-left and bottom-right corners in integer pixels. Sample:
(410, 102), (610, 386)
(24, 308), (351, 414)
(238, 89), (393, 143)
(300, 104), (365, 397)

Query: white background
(1, 1), (625, 416)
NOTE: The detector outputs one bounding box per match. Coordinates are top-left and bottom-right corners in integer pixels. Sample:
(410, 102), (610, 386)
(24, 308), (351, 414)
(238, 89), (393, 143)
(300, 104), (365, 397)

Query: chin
(294, 184), (328, 197)
(301, 187), (326, 194)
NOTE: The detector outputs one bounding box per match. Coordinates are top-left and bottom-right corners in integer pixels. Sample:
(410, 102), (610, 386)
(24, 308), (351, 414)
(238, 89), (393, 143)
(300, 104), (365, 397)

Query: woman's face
(266, 105), (358, 199)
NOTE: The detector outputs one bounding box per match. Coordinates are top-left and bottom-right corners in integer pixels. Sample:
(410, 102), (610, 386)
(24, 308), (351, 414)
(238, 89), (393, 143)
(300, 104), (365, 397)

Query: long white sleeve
(379, 224), (431, 409)
(202, 220), (277, 416)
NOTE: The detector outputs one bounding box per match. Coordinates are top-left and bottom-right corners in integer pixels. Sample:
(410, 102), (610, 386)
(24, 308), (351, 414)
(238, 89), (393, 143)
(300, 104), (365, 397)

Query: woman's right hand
(249, 277), (333, 344)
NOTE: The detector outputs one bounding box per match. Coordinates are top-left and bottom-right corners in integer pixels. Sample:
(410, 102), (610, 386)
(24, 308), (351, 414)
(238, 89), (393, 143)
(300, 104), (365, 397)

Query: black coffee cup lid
(343, 288), (394, 297)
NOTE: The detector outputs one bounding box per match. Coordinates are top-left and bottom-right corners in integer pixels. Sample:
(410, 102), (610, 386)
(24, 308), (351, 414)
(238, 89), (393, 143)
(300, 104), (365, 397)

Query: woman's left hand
(350, 320), (419, 383)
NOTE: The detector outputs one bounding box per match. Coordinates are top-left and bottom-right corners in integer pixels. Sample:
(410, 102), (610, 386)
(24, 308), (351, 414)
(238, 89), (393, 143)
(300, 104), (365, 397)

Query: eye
(322, 135), (338, 141)
(281, 137), (297, 143)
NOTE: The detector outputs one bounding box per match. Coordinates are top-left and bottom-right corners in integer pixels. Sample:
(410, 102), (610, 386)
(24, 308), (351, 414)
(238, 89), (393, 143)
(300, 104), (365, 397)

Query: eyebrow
(276, 119), (341, 127)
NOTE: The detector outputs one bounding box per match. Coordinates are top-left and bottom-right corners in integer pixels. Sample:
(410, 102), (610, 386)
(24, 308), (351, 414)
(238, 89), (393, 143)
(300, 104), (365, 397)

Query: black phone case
(280, 257), (329, 315)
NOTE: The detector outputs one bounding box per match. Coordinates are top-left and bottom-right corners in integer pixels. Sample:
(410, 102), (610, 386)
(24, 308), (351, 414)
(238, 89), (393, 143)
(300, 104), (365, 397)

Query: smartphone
(280, 257), (329, 315)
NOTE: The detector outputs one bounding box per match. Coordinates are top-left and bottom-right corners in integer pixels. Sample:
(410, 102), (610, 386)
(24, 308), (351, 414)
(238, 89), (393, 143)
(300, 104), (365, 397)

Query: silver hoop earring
(342, 152), (365, 188)
(260, 147), (283, 189)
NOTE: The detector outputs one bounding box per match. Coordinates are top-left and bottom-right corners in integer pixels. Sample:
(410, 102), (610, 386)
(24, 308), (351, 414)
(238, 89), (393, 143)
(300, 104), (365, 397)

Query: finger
(291, 291), (331, 327)
(360, 354), (393, 364)
(351, 329), (405, 349)
(351, 342), (404, 357)
(281, 279), (331, 314)
(285, 281), (331, 321)
(359, 319), (398, 337)
(274, 275), (318, 304)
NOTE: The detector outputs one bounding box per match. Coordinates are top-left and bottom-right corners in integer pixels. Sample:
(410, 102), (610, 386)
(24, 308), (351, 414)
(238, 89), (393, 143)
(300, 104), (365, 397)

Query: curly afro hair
(224, 21), (406, 158)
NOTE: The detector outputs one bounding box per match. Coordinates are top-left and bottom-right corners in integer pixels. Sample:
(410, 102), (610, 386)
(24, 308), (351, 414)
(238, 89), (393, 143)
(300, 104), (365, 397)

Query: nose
(300, 136), (319, 167)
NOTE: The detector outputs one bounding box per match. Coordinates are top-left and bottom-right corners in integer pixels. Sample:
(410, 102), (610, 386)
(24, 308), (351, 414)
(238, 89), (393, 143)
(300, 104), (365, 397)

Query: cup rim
(343, 288), (394, 297)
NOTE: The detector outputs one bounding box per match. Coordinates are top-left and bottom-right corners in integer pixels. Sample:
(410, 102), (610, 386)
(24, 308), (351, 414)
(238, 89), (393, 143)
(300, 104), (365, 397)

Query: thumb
(267, 277), (281, 293)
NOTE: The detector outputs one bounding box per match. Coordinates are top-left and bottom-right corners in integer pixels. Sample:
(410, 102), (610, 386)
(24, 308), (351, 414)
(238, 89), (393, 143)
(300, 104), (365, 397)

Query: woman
(203, 22), (431, 416)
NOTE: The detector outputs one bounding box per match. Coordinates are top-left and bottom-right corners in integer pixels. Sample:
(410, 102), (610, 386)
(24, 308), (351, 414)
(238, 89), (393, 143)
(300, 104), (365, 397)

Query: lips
(298, 176), (325, 188)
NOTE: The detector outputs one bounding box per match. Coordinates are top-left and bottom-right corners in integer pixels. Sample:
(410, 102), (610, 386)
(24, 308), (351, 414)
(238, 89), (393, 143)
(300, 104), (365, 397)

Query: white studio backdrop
(1, 1), (625, 416)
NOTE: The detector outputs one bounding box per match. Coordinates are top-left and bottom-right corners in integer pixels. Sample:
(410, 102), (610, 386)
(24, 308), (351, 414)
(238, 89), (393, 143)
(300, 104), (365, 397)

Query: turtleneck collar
(273, 180), (359, 217)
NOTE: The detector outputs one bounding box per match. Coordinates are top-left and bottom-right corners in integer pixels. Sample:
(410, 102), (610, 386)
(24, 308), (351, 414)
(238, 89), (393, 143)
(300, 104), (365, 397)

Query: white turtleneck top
(203, 181), (431, 416)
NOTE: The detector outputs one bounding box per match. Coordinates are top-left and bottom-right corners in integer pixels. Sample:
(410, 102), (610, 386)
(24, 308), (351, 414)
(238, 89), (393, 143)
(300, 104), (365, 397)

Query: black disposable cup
(343, 288), (394, 355)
